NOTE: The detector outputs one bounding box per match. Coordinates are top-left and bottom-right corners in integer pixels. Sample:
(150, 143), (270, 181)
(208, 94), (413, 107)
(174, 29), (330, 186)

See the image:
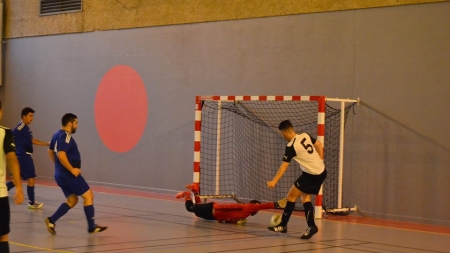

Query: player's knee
(286, 192), (300, 202)
(27, 178), (35, 186)
(66, 198), (78, 208)
(81, 190), (94, 203)
(300, 194), (311, 203)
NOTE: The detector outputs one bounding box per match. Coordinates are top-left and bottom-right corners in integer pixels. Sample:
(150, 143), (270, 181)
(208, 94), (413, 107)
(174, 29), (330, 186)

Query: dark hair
(21, 107), (35, 117)
(278, 120), (293, 131)
(61, 113), (77, 126)
(0, 101), (2, 110)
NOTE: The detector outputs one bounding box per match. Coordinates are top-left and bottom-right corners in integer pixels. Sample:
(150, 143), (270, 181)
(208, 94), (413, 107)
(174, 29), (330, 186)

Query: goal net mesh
(198, 100), (353, 210)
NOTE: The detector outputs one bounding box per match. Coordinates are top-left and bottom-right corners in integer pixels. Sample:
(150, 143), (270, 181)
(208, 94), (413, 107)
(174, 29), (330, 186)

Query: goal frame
(192, 95), (358, 218)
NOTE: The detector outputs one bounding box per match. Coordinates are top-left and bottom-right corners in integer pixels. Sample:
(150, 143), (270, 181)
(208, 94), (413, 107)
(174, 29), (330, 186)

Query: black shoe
(88, 225), (108, 234)
(45, 217), (56, 234)
(268, 223), (287, 233)
(300, 225), (318, 239)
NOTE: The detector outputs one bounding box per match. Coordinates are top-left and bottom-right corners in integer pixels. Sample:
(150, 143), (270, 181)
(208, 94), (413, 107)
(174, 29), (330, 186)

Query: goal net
(192, 96), (354, 214)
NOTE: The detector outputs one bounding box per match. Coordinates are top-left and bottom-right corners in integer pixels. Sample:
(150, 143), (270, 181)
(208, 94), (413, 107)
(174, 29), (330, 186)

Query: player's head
(61, 113), (78, 134)
(21, 107), (35, 125)
(278, 120), (295, 140)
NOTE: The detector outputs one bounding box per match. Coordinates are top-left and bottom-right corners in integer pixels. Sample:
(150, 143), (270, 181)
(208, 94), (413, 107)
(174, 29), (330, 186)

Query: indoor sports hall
(1, 0), (449, 253)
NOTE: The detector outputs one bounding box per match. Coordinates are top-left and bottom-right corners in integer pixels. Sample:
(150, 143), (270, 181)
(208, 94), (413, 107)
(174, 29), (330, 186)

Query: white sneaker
(28, 201), (44, 209)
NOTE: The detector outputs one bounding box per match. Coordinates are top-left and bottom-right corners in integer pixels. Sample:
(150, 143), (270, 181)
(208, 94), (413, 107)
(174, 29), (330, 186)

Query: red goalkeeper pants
(212, 202), (275, 222)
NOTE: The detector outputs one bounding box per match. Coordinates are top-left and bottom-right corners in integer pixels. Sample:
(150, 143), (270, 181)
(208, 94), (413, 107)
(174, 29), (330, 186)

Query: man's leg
(6, 181), (14, 191)
(27, 178), (35, 205)
(0, 235), (9, 253)
(45, 194), (77, 234)
(22, 158), (43, 209)
(243, 202), (275, 215)
(268, 185), (302, 233)
(0, 197), (10, 252)
(300, 194), (318, 239)
(81, 189), (107, 233)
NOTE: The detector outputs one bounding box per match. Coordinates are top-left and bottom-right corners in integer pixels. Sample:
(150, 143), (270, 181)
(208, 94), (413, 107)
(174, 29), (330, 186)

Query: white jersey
(282, 133), (325, 175)
(1, 126), (16, 197)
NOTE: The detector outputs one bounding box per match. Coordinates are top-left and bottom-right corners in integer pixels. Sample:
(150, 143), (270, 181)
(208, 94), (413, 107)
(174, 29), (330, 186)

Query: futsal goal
(192, 95), (358, 218)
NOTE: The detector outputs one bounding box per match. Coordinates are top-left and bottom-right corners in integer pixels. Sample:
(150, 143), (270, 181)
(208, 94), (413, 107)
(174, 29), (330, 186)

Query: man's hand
(71, 168), (81, 177)
(267, 181), (277, 188)
(14, 190), (24, 204)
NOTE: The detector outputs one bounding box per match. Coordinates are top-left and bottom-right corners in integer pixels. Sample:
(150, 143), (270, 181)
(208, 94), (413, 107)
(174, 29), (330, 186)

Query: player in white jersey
(267, 120), (327, 239)
(0, 101), (24, 253)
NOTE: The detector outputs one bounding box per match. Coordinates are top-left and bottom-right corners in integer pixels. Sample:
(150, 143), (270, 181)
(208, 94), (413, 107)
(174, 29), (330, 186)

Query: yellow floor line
(9, 241), (75, 253)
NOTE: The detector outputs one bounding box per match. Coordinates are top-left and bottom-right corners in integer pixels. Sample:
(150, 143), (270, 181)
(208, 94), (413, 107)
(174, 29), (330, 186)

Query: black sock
(303, 201), (315, 227)
(0, 241), (10, 253)
(281, 201), (295, 226)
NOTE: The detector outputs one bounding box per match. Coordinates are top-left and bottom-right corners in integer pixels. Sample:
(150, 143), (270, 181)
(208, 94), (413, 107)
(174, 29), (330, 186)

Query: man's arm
(32, 138), (50, 146)
(57, 151), (81, 177)
(267, 161), (290, 188)
(6, 152), (24, 204)
(47, 149), (55, 163)
(313, 140), (324, 160)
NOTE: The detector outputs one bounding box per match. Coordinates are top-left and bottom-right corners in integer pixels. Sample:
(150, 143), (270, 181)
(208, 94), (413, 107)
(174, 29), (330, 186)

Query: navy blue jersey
(13, 122), (33, 156)
(49, 129), (81, 176)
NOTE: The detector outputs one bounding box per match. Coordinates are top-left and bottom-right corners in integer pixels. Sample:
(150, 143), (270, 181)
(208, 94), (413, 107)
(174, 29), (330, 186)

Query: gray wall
(1, 2), (449, 226)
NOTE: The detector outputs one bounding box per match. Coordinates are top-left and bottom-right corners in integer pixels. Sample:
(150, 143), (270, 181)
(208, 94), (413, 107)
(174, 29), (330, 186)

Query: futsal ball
(270, 214), (281, 226)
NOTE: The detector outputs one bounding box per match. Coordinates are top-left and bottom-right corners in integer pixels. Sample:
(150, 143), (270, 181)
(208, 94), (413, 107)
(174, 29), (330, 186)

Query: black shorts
(0, 197), (10, 236)
(294, 169), (327, 195)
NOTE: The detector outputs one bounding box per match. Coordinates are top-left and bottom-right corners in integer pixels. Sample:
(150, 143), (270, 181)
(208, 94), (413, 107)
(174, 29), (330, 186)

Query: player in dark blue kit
(6, 107), (49, 209)
(45, 113), (107, 234)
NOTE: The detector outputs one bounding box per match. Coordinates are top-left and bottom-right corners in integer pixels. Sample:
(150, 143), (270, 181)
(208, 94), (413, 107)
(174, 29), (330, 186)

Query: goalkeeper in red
(176, 184), (286, 224)
(267, 120), (327, 239)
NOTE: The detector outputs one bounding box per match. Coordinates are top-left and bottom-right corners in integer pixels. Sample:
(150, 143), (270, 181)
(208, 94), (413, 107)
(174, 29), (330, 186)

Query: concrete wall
(1, 2), (449, 226)
(4, 0), (449, 38)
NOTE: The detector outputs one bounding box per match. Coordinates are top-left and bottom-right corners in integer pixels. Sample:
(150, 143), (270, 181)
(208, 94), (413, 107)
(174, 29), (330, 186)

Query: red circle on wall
(94, 65), (148, 153)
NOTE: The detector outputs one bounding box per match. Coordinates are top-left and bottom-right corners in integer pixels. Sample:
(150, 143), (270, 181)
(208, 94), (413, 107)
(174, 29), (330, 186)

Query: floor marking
(10, 242), (75, 253)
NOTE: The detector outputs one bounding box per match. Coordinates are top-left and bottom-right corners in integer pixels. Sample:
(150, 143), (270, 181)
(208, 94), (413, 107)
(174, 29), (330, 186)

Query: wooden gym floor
(6, 179), (450, 253)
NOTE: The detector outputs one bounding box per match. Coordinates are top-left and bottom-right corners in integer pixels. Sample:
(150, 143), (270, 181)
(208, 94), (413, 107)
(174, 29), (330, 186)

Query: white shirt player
(0, 126), (16, 197)
(283, 133), (325, 175)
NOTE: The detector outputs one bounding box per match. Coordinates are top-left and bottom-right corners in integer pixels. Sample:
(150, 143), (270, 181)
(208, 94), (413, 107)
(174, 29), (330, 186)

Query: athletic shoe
(300, 225), (318, 239)
(268, 223), (287, 233)
(275, 198), (287, 209)
(185, 184), (199, 194)
(88, 225), (108, 234)
(45, 217), (56, 234)
(29, 201), (44, 209)
(175, 191), (190, 199)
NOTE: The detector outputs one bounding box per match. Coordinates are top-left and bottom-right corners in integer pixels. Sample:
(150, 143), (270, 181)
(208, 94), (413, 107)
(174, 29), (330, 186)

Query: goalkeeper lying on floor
(176, 184), (287, 224)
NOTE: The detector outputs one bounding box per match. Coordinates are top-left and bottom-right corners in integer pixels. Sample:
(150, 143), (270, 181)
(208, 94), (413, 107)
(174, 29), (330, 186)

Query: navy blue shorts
(0, 197), (10, 236)
(18, 155), (36, 180)
(55, 174), (90, 197)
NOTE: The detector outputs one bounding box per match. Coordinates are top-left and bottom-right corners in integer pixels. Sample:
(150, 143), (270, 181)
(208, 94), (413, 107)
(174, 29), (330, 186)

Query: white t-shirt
(0, 126), (16, 197)
(282, 133), (325, 175)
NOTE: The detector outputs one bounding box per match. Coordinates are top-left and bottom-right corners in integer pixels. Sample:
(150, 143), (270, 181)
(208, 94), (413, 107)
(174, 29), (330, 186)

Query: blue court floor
(6, 181), (450, 253)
